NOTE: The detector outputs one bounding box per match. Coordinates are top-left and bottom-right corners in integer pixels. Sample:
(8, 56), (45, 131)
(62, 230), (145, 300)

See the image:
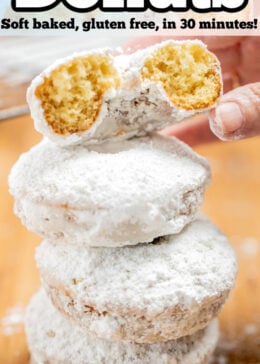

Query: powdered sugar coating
(36, 217), (237, 343)
(26, 290), (219, 364)
(27, 40), (222, 146)
(9, 134), (210, 247)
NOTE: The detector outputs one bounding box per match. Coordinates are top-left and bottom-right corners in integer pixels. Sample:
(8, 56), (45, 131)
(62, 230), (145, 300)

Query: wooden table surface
(0, 116), (260, 364)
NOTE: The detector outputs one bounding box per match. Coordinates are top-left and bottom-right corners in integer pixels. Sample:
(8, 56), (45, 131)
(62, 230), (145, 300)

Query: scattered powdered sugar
(212, 323), (260, 363)
(211, 354), (228, 364)
(239, 237), (260, 257)
(1, 306), (25, 336)
(244, 324), (258, 336)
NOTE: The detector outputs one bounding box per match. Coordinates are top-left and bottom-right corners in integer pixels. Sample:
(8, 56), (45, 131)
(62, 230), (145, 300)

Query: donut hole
(35, 54), (120, 135)
(141, 43), (221, 110)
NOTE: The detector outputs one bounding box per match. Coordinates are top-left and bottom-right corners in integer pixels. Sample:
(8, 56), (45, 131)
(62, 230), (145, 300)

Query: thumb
(209, 83), (260, 141)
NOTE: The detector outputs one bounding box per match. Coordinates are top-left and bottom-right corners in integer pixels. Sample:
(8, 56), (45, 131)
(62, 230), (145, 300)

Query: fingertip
(209, 102), (246, 141)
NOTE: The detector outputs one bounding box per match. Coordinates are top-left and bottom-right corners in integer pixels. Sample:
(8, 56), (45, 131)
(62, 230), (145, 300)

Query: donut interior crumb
(141, 43), (221, 110)
(35, 54), (120, 135)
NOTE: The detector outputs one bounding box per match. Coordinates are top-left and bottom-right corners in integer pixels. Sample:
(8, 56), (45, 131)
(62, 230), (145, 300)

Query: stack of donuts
(9, 40), (237, 364)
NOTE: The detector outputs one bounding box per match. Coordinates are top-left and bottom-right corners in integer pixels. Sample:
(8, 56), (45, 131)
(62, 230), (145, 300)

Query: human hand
(126, 36), (260, 146)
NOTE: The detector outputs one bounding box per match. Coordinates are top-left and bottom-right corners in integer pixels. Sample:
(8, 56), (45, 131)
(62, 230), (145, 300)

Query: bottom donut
(26, 290), (219, 364)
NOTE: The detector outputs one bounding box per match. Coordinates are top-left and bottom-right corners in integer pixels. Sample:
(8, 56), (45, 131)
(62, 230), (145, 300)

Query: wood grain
(0, 116), (260, 364)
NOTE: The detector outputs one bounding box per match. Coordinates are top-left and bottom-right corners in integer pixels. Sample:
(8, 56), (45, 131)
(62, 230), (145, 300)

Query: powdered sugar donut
(36, 217), (237, 343)
(9, 134), (210, 247)
(26, 290), (219, 364)
(27, 40), (222, 146)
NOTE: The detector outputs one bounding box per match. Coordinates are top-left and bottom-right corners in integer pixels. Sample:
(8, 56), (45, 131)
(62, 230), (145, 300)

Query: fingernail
(213, 102), (244, 135)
